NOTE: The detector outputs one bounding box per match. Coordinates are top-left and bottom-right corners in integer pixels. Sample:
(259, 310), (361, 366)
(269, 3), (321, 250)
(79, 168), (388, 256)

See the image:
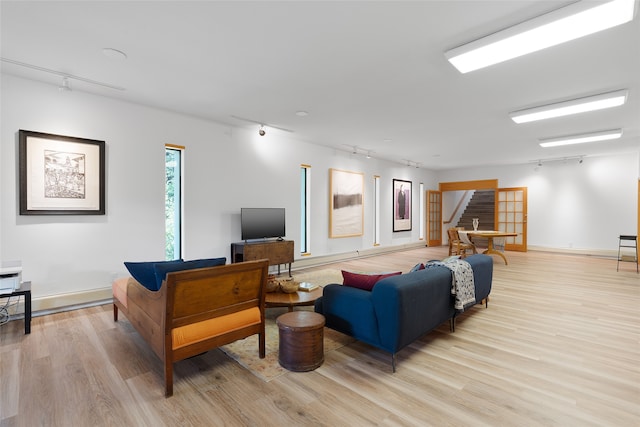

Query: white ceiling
(2, 1), (639, 170)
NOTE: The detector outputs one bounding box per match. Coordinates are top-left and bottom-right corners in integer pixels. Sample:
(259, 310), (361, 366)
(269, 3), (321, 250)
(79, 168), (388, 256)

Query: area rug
(293, 268), (343, 288)
(219, 268), (352, 382)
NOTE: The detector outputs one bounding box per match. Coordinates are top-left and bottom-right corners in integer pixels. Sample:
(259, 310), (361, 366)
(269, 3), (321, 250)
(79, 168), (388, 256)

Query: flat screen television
(241, 208), (286, 241)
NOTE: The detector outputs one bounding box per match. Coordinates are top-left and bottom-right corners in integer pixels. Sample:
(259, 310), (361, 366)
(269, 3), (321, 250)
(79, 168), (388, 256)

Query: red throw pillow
(342, 270), (402, 291)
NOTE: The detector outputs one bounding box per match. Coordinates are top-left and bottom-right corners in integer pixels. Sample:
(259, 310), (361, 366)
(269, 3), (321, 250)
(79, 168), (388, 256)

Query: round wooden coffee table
(265, 287), (323, 312)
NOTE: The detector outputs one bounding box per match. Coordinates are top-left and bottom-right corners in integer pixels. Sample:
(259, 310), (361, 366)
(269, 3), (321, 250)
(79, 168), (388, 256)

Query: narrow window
(374, 175), (380, 246)
(419, 183), (425, 240)
(165, 145), (184, 260)
(300, 165), (311, 255)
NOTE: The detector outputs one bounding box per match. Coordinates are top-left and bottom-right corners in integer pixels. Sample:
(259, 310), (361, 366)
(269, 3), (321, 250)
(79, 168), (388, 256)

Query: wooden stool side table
(276, 311), (325, 372)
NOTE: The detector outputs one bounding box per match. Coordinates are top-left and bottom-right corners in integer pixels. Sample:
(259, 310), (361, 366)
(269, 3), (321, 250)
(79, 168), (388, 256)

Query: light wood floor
(1, 247), (639, 426)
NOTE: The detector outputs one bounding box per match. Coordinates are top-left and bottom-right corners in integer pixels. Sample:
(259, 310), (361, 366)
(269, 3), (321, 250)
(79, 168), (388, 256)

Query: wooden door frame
(437, 179), (527, 252)
(433, 180), (497, 249)
(439, 179), (498, 192)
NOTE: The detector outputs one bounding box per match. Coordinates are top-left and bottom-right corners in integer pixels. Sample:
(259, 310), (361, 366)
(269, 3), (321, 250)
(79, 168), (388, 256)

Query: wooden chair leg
(165, 360), (173, 397)
(113, 304), (118, 321)
(259, 331), (266, 359)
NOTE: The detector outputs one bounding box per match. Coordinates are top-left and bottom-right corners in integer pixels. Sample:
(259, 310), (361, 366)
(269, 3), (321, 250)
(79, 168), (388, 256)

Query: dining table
(459, 230), (519, 265)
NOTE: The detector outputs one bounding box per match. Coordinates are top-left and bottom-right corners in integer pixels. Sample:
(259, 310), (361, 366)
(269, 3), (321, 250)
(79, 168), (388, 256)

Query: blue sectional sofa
(314, 254), (493, 371)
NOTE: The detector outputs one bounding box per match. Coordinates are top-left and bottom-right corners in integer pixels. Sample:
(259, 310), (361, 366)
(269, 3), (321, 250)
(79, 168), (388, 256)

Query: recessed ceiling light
(445, 0), (636, 73)
(510, 90), (628, 123)
(295, 111), (309, 117)
(102, 48), (127, 61)
(539, 129), (623, 147)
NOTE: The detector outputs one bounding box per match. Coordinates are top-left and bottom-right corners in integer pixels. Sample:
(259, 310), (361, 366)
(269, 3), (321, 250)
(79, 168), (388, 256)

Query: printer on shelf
(0, 262), (22, 293)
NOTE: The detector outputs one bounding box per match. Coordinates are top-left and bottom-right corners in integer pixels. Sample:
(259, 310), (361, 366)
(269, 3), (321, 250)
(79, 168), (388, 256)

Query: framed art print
(329, 168), (364, 238)
(393, 179), (411, 232)
(19, 130), (105, 215)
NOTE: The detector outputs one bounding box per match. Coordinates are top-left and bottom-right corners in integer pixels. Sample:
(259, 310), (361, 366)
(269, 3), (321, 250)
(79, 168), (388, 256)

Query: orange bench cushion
(171, 307), (261, 350)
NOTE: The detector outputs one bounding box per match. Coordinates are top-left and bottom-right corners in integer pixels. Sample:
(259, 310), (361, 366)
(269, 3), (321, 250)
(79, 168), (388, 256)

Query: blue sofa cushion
(372, 266), (455, 352)
(342, 270), (402, 291)
(153, 257), (227, 290)
(124, 259), (183, 291)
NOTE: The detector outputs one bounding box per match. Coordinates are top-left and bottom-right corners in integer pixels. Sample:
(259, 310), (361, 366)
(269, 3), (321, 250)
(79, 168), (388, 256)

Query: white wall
(437, 156), (639, 252)
(2, 75), (637, 304)
(1, 75), (433, 300)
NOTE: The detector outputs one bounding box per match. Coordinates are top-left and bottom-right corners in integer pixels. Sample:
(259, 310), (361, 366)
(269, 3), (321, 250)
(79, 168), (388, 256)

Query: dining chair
(447, 227), (477, 258)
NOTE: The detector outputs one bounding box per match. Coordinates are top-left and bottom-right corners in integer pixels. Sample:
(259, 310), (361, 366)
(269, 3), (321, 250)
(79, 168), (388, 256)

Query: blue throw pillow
(153, 257), (227, 290)
(124, 259), (183, 291)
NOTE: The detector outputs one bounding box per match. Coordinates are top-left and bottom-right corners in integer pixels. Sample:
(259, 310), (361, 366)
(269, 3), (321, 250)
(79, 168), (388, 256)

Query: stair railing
(443, 190), (471, 226)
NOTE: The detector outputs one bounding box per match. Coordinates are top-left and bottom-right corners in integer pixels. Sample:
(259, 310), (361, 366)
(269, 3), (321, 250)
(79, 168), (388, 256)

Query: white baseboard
(291, 241), (426, 271)
(527, 245), (618, 258)
(26, 243), (428, 315)
(31, 287), (112, 317)
(17, 242), (628, 318)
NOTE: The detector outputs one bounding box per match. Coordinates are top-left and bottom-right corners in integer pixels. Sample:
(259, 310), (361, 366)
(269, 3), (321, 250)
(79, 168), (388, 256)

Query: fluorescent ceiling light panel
(445, 0), (637, 73)
(539, 129), (623, 147)
(510, 90), (629, 123)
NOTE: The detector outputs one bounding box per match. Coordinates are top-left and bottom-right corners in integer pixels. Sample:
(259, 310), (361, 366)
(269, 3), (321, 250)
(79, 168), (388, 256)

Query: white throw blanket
(426, 258), (476, 311)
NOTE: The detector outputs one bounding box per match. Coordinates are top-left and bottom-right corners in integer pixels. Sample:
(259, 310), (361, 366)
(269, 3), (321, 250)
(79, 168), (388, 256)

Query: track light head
(58, 76), (71, 92)
(258, 125), (266, 136)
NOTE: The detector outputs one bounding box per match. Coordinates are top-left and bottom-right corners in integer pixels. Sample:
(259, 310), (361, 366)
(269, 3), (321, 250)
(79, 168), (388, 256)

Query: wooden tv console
(231, 240), (294, 276)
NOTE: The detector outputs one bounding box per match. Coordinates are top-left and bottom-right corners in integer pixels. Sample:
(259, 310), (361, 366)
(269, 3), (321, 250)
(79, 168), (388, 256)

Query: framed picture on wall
(19, 129), (105, 215)
(329, 168), (364, 238)
(393, 179), (411, 232)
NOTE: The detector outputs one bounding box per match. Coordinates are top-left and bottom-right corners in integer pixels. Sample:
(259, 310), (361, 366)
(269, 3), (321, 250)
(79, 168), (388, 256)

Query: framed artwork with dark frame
(329, 168), (364, 238)
(393, 179), (411, 232)
(19, 129), (106, 215)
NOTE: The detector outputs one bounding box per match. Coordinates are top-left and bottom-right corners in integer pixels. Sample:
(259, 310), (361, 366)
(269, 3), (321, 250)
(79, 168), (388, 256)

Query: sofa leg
(391, 353), (397, 373)
(113, 304), (118, 321)
(450, 317), (455, 332)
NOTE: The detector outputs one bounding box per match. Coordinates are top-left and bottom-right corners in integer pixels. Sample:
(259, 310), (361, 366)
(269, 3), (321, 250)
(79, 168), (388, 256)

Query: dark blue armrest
(316, 284), (382, 348)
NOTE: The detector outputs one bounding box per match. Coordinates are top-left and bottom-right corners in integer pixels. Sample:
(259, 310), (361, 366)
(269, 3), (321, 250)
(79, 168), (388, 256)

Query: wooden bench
(113, 259), (269, 396)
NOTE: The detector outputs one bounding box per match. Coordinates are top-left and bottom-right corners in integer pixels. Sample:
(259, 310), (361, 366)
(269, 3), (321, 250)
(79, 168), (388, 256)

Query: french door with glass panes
(427, 190), (442, 247)
(496, 187), (527, 251)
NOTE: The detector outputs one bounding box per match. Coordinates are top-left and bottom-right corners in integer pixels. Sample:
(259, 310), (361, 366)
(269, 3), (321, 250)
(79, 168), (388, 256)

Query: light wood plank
(1, 247), (639, 426)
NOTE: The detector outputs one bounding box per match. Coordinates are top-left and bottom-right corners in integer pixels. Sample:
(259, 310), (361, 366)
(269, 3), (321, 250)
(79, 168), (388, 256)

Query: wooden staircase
(457, 190), (495, 233)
